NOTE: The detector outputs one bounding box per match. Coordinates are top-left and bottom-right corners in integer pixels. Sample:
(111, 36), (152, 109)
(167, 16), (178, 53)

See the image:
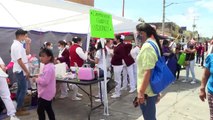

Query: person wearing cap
(111, 34), (125, 98)
(42, 42), (53, 50)
(0, 57), (20, 120)
(11, 29), (31, 116)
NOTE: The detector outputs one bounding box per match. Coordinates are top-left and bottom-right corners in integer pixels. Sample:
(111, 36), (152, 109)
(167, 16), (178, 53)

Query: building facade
(66, 0), (94, 6)
(149, 22), (181, 38)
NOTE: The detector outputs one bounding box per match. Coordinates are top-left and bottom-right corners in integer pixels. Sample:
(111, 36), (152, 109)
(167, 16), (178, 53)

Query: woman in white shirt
(94, 42), (107, 102)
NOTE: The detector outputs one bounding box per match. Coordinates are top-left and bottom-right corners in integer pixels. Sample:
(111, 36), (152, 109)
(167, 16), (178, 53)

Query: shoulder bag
(147, 41), (176, 94)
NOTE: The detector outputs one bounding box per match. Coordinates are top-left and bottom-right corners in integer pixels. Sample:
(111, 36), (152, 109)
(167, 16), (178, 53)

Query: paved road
(4, 65), (209, 120)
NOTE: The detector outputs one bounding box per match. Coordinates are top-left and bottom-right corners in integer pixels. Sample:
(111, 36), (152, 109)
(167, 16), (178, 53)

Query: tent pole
(100, 38), (109, 116)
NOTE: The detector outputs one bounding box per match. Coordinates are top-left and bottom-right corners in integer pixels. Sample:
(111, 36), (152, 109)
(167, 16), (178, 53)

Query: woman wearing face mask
(136, 23), (162, 120)
(57, 41), (70, 68)
(105, 39), (113, 78)
(56, 41), (71, 99)
(111, 34), (125, 98)
(66, 41), (72, 50)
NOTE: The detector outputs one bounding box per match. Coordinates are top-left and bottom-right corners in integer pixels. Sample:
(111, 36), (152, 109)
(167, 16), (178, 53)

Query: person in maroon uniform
(111, 34), (125, 98)
(69, 36), (87, 67)
(57, 40), (70, 68)
(122, 43), (136, 93)
(56, 40), (70, 99)
(69, 36), (86, 100)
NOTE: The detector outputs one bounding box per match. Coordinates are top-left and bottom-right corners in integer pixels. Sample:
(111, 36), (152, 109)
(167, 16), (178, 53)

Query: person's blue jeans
(140, 95), (158, 120)
(15, 71), (27, 109)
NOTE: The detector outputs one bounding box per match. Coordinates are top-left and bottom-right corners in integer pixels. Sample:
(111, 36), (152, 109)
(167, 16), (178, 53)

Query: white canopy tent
(114, 21), (140, 33)
(0, 0), (137, 33)
(0, 0), (139, 117)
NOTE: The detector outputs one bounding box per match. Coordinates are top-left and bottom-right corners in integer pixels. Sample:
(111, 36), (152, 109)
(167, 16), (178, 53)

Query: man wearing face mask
(69, 36), (87, 67)
(11, 29), (31, 116)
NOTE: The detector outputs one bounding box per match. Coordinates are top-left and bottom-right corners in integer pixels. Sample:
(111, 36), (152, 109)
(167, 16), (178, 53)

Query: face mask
(58, 47), (62, 51)
(136, 34), (142, 41)
(79, 43), (82, 46)
(65, 45), (69, 49)
(21, 40), (25, 44)
(49, 46), (53, 50)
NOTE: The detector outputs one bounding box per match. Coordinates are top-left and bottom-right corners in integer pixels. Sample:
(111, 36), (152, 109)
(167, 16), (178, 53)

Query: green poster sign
(90, 9), (115, 38)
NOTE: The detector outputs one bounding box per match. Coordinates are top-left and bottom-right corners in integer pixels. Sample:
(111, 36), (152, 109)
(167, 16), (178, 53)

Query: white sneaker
(95, 95), (100, 98)
(129, 88), (136, 93)
(10, 115), (20, 120)
(94, 99), (101, 102)
(120, 87), (127, 91)
(182, 80), (189, 83)
(59, 95), (68, 99)
(72, 97), (82, 101)
(111, 94), (120, 98)
(77, 93), (83, 97)
(190, 80), (196, 84)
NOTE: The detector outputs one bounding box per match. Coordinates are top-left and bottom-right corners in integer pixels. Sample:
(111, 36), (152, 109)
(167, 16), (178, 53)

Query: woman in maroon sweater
(111, 34), (125, 98)
(57, 41), (70, 68)
(56, 41), (70, 99)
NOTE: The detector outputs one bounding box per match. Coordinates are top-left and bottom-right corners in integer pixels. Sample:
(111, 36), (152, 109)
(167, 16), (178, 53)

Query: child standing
(33, 48), (56, 120)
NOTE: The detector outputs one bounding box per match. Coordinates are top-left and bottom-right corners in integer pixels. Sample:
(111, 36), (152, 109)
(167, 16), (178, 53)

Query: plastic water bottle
(30, 57), (39, 76)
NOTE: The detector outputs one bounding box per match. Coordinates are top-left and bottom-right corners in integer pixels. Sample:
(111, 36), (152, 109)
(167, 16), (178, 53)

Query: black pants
(201, 54), (204, 66)
(176, 64), (181, 80)
(37, 98), (55, 120)
(196, 54), (201, 64)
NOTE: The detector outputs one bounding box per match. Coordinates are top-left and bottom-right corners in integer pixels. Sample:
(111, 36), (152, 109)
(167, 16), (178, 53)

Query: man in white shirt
(0, 57), (20, 120)
(11, 29), (31, 116)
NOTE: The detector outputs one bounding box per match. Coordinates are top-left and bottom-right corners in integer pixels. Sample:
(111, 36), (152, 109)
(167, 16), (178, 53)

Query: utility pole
(162, 0), (165, 35)
(192, 16), (198, 38)
(122, 0), (125, 17)
(192, 17), (196, 33)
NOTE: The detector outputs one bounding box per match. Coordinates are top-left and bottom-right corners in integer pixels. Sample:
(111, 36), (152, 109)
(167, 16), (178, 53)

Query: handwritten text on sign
(90, 9), (114, 38)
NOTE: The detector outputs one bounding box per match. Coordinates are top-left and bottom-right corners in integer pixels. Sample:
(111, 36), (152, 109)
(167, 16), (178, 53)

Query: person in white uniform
(0, 57), (20, 120)
(130, 43), (140, 88)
